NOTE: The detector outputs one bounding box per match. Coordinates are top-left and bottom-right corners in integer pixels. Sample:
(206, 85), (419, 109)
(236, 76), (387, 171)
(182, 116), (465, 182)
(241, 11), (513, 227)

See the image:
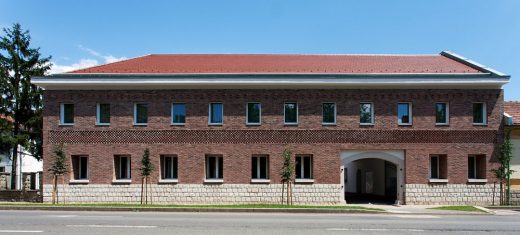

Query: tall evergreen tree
(0, 23), (50, 189)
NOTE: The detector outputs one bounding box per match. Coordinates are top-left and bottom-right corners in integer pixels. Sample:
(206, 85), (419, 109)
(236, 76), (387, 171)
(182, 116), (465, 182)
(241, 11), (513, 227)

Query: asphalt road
(0, 210), (520, 235)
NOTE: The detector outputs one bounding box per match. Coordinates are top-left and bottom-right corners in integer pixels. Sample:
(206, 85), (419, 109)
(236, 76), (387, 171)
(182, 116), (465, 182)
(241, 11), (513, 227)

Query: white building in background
(0, 145), (42, 190)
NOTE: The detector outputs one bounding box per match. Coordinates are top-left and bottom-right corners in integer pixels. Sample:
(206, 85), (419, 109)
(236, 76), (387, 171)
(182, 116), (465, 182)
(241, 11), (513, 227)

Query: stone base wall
(510, 190), (520, 206)
(42, 184), (343, 205)
(405, 184), (501, 205)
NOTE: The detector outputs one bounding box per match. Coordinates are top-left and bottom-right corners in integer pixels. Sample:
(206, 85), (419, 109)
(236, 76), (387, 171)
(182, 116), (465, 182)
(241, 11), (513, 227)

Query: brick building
(33, 51), (509, 205)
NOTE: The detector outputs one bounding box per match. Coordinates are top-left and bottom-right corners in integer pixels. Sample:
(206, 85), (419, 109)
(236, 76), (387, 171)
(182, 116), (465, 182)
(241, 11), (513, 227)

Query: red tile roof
(68, 54), (484, 74)
(505, 102), (520, 125)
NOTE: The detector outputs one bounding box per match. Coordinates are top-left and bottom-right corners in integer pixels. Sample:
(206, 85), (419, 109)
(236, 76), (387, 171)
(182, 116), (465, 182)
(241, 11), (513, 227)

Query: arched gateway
(340, 150), (404, 205)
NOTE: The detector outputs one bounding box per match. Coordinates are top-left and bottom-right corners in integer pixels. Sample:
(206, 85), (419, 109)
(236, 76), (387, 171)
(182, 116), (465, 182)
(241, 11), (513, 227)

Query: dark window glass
(322, 103), (336, 124)
(98, 103), (110, 124)
(468, 156), (476, 179)
(161, 155), (178, 179)
(435, 103), (447, 124)
(210, 103), (223, 124)
(398, 103), (411, 124)
(360, 103), (373, 124)
(295, 155), (313, 179)
(284, 103), (298, 124)
(135, 104), (148, 124)
(62, 104), (74, 124)
(430, 156), (439, 179)
(172, 103), (186, 124)
(252, 155), (269, 179)
(473, 103), (485, 124)
(247, 103), (261, 124)
(79, 156), (88, 179)
(206, 155), (223, 179)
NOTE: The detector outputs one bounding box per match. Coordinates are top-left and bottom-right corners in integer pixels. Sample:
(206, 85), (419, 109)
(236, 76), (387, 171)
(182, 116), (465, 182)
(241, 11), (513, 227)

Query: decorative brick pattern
(42, 184), (343, 205)
(49, 129), (498, 144)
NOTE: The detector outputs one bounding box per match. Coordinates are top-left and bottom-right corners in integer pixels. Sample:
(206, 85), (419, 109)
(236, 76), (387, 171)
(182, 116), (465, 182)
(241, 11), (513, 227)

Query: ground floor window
(0, 167), (4, 173)
(430, 155), (447, 179)
(295, 155), (313, 179)
(114, 155), (131, 179)
(161, 155), (178, 179)
(72, 155), (88, 180)
(468, 155), (486, 179)
(252, 155), (269, 179)
(206, 155), (223, 179)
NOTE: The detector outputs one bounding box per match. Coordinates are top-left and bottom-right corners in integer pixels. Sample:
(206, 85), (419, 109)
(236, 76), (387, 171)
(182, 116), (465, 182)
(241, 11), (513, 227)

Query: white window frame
(133, 103), (148, 126)
(321, 102), (336, 125)
(251, 155), (269, 180)
(435, 102), (449, 126)
(59, 103), (74, 125)
(208, 102), (224, 126)
(205, 155), (224, 183)
(430, 155), (440, 179)
(171, 103), (186, 126)
(96, 103), (110, 126)
(115, 155), (131, 180)
(397, 102), (413, 126)
(78, 156), (89, 180)
(161, 155), (178, 180)
(295, 155), (313, 180)
(284, 102), (298, 125)
(472, 102), (487, 125)
(246, 102), (262, 125)
(360, 102), (375, 125)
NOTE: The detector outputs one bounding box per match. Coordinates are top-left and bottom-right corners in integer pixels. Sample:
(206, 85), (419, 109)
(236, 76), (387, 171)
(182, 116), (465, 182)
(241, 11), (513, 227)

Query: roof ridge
(146, 53), (440, 56)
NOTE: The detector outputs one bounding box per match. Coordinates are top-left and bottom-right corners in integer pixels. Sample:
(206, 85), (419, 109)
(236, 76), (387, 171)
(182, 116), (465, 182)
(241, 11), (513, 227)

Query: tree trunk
(286, 181), (290, 205)
(145, 177), (148, 205)
(141, 177), (144, 205)
(281, 181), (285, 204)
(500, 182), (504, 205)
(62, 175), (66, 204)
(52, 175), (57, 204)
(11, 144), (18, 190)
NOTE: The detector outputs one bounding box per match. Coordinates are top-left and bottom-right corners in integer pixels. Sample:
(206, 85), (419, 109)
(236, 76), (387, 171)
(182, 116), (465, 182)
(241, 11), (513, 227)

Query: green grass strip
(429, 205), (485, 212)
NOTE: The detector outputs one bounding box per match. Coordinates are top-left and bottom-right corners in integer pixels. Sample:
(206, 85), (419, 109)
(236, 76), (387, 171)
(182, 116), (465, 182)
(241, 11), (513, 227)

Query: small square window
(0, 166), (6, 173)
(468, 155), (486, 179)
(206, 155), (223, 179)
(435, 103), (449, 125)
(473, 103), (487, 125)
(430, 155), (447, 179)
(360, 102), (374, 124)
(161, 155), (178, 179)
(295, 155), (313, 179)
(252, 155), (269, 179)
(322, 103), (336, 125)
(60, 103), (74, 125)
(246, 103), (261, 125)
(172, 103), (186, 125)
(134, 103), (148, 125)
(397, 103), (412, 125)
(114, 155), (131, 180)
(72, 155), (88, 180)
(96, 103), (110, 125)
(209, 103), (223, 125)
(284, 102), (298, 125)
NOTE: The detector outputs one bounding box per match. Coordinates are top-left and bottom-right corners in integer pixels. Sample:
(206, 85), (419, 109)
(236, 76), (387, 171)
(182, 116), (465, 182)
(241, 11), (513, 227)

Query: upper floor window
(161, 155), (178, 180)
(171, 103), (186, 125)
(251, 155), (269, 180)
(206, 155), (223, 179)
(246, 102), (261, 125)
(209, 103), (223, 125)
(72, 155), (88, 180)
(360, 102), (374, 125)
(60, 103), (74, 125)
(435, 102), (449, 125)
(472, 102), (487, 125)
(284, 102), (298, 125)
(96, 103), (110, 125)
(295, 155), (313, 179)
(322, 103), (336, 125)
(397, 102), (412, 125)
(134, 103), (148, 125)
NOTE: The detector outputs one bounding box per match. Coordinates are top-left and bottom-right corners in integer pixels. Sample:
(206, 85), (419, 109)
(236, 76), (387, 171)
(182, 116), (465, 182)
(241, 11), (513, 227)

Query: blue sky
(2, 0), (519, 100)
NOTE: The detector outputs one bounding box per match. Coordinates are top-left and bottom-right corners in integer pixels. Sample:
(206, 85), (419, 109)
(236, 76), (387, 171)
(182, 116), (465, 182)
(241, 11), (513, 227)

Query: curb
(0, 206), (386, 214)
(485, 206), (520, 210)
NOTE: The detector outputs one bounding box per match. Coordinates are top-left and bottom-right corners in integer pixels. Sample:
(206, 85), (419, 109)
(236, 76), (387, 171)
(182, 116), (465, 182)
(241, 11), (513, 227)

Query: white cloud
(78, 45), (127, 63)
(49, 59), (99, 74)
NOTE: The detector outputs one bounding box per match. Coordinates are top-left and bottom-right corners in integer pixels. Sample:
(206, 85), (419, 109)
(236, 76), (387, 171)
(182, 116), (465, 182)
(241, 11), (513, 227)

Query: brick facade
(42, 89), (504, 205)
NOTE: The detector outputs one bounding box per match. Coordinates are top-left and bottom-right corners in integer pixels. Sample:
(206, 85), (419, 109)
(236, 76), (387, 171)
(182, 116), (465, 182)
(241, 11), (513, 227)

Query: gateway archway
(340, 150), (404, 205)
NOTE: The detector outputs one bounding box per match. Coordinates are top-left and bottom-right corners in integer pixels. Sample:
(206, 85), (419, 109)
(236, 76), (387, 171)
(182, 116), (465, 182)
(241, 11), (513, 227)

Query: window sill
(246, 123), (261, 126)
(473, 123), (488, 126)
(112, 179), (132, 184)
(360, 123), (375, 126)
(204, 179), (224, 184)
(133, 123), (147, 126)
(468, 179), (488, 183)
(158, 179), (178, 184)
(59, 123), (74, 126)
(95, 123), (110, 126)
(69, 179), (89, 184)
(398, 123), (413, 126)
(284, 123), (298, 126)
(171, 123), (186, 126)
(429, 179), (448, 183)
(251, 179), (270, 184)
(435, 123), (449, 126)
(295, 179), (314, 184)
(322, 123), (336, 126)
(208, 123), (223, 126)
